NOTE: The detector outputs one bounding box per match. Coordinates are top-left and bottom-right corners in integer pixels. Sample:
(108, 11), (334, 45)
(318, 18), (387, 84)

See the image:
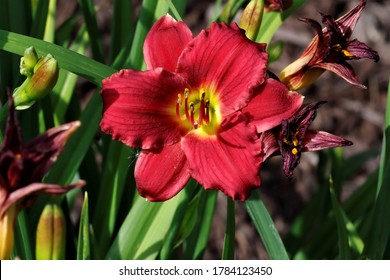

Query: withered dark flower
(260, 101), (353, 177)
(0, 97), (84, 259)
(279, 0), (379, 90)
(264, 0), (292, 12)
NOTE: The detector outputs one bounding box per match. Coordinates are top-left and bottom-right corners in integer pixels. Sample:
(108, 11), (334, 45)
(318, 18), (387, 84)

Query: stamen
(184, 89), (190, 121)
(189, 102), (195, 125)
(291, 148), (298, 155)
(176, 94), (181, 119)
(205, 100), (210, 124)
(341, 49), (353, 58)
(198, 91), (206, 125)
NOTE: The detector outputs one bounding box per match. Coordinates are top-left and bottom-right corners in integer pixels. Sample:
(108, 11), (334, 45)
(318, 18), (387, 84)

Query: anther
(189, 102), (195, 125)
(205, 100), (210, 124)
(176, 94), (182, 119)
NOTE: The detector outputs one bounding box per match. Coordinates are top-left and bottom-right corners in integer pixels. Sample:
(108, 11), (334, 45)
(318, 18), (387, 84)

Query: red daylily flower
(279, 0), (379, 90)
(100, 15), (303, 201)
(260, 102), (353, 177)
(0, 97), (85, 259)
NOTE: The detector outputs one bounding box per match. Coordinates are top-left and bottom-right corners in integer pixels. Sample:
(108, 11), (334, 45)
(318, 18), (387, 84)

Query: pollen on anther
(177, 94), (181, 104)
(200, 88), (206, 100)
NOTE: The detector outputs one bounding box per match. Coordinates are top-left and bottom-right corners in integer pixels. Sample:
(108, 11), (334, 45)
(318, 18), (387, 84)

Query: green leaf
(363, 78), (390, 259)
(92, 141), (132, 254)
(13, 210), (34, 260)
(109, 0), (134, 64)
(245, 190), (289, 260)
(0, 29), (116, 86)
(78, 0), (104, 62)
(44, 93), (101, 185)
(183, 189), (217, 259)
(77, 192), (91, 260)
(257, 0), (306, 45)
(106, 190), (189, 260)
(222, 197), (235, 260)
(159, 180), (198, 259)
(330, 178), (351, 259)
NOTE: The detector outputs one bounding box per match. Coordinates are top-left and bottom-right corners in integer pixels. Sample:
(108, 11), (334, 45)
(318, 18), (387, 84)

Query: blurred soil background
(57, 0), (389, 259)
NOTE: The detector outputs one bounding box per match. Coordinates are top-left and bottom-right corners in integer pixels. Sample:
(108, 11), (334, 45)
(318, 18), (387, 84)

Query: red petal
(346, 39), (379, 62)
(260, 131), (280, 161)
(336, 0), (366, 38)
(1, 181), (85, 216)
(144, 15), (193, 72)
(176, 22), (267, 115)
(134, 143), (190, 202)
(100, 68), (189, 149)
(315, 61), (366, 89)
(243, 79), (304, 133)
(25, 121), (80, 182)
(303, 130), (353, 152)
(181, 113), (261, 200)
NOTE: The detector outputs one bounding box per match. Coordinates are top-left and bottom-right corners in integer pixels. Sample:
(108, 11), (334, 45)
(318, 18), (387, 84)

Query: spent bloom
(264, 0), (292, 12)
(100, 15), (303, 201)
(260, 101), (353, 177)
(279, 0), (379, 90)
(0, 97), (84, 259)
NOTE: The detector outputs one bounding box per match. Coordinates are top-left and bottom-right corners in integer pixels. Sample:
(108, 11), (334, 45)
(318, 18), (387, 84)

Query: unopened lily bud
(239, 0), (264, 41)
(13, 54), (59, 110)
(20, 47), (38, 77)
(0, 205), (17, 260)
(36, 203), (66, 260)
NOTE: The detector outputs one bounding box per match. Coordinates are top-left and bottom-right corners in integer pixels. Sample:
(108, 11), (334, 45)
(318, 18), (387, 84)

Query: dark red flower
(100, 15), (303, 201)
(279, 0), (379, 90)
(260, 102), (353, 177)
(0, 97), (84, 259)
(264, 0), (292, 12)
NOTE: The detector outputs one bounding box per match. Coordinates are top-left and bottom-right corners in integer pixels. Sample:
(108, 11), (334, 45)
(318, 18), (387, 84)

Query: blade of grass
(0, 29), (116, 86)
(77, 192), (90, 260)
(29, 0), (49, 39)
(377, 78), (390, 195)
(13, 210), (33, 260)
(245, 190), (289, 260)
(257, 0), (306, 45)
(78, 0), (104, 62)
(183, 189), (218, 259)
(363, 78), (390, 259)
(43, 0), (56, 43)
(330, 177), (351, 259)
(159, 180), (198, 259)
(109, 0), (133, 64)
(222, 197), (235, 260)
(106, 190), (188, 260)
(121, 0), (158, 69)
(44, 92), (101, 185)
(92, 141), (132, 254)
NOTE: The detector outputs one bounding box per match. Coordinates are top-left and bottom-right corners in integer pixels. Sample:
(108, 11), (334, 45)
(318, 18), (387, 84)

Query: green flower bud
(239, 0), (264, 41)
(13, 54), (59, 110)
(36, 203), (66, 260)
(20, 47), (38, 77)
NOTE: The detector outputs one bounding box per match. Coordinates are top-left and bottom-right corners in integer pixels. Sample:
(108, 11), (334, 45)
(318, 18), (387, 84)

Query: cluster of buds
(12, 47), (59, 110)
